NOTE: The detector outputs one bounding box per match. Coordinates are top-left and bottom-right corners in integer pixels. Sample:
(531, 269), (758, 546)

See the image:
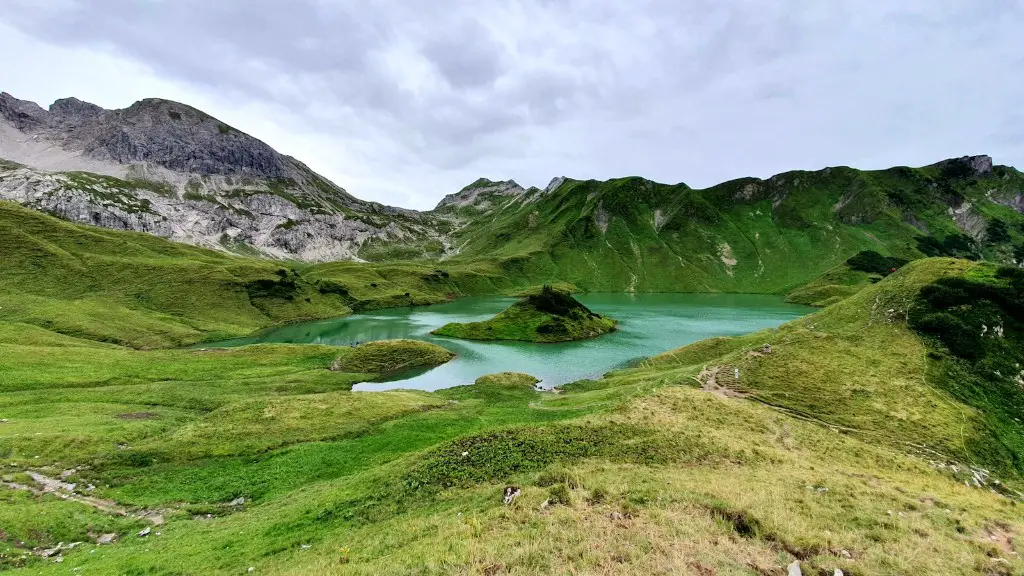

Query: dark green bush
(916, 234), (980, 260)
(528, 285), (588, 316)
(846, 250), (908, 276)
(987, 219), (1011, 244)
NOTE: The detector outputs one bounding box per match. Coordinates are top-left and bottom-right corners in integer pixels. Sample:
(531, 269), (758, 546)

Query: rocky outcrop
(434, 178), (526, 211)
(0, 92), (439, 261)
(2, 93), (292, 179)
(949, 200), (988, 241)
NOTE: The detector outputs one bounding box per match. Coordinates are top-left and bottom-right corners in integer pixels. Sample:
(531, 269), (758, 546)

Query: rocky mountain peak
(0, 92), (50, 130)
(49, 97), (105, 123)
(434, 178), (526, 210)
(1, 92), (294, 179)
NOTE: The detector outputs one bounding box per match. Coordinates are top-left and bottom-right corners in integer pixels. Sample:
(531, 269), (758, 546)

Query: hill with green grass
(432, 286), (616, 343)
(1, 255), (1023, 574)
(421, 156), (1024, 295)
(2, 142), (1024, 574)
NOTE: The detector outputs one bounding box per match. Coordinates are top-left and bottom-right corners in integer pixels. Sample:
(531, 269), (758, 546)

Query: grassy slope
(1, 258), (1023, 574)
(0, 202), (522, 348)
(432, 290), (616, 343)
(424, 160), (1024, 295)
(0, 201), (354, 348)
(784, 262), (874, 306)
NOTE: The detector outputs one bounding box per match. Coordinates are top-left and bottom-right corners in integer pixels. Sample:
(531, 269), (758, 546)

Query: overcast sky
(2, 1), (1022, 210)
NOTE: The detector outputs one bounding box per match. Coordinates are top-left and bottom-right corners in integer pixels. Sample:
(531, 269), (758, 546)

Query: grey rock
(96, 533), (117, 545)
(949, 201), (988, 241)
(0, 92), (49, 131)
(434, 178), (525, 211)
(0, 92), (448, 262)
(502, 486), (521, 505)
(137, 527), (151, 537)
(787, 560), (802, 576)
(966, 155), (993, 175)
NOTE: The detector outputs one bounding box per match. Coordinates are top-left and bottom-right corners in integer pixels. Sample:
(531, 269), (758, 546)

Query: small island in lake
(431, 285), (617, 343)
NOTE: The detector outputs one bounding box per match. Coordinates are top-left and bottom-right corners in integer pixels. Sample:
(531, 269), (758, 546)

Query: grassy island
(431, 286), (617, 343)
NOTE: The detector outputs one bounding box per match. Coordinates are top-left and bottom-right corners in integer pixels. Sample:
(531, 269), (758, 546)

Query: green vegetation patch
(846, 250), (909, 277)
(432, 285), (616, 342)
(908, 265), (1024, 474)
(403, 422), (715, 491)
(328, 340), (455, 375)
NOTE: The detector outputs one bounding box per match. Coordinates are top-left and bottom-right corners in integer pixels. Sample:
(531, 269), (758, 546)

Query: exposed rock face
(434, 178), (526, 211)
(949, 200), (988, 241)
(0, 92), (436, 261)
(2, 93), (291, 178)
(965, 154), (994, 175)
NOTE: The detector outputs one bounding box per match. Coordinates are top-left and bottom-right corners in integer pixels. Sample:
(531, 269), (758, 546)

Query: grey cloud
(420, 18), (509, 89)
(2, 0), (1023, 208)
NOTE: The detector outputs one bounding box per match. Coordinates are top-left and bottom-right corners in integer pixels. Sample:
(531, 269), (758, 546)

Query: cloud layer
(2, 0), (1023, 209)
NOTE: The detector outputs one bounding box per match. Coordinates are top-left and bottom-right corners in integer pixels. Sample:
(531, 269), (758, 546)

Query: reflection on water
(204, 293), (811, 391)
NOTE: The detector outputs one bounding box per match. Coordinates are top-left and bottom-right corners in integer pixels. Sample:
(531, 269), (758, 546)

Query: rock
(0, 419), (7, 423)
(834, 570), (844, 576)
(760, 344), (772, 354)
(840, 549), (852, 558)
(96, 533), (117, 545)
(965, 155), (994, 175)
(540, 499), (551, 510)
(502, 486), (521, 505)
(229, 497), (245, 506)
(137, 527), (151, 538)
(38, 547), (61, 558)
(787, 560), (802, 576)
(434, 179), (526, 211)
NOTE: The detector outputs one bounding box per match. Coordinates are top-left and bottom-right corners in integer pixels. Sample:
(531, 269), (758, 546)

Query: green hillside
(1, 257), (1022, 574)
(1, 153), (1024, 574)
(411, 157), (1024, 294)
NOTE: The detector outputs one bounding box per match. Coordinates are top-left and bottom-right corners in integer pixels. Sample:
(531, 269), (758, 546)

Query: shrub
(586, 486), (609, 504)
(547, 483), (572, 506)
(527, 285), (587, 316)
(986, 219), (1011, 244)
(535, 467), (583, 489)
(916, 234), (980, 260)
(846, 250), (908, 276)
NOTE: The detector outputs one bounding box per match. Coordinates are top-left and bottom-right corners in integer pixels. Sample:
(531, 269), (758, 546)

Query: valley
(1, 93), (1023, 575)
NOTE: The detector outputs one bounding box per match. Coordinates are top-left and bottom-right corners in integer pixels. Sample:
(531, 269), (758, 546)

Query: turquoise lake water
(206, 293), (811, 391)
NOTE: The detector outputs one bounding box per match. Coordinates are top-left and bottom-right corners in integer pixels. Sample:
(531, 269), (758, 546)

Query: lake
(205, 293), (811, 391)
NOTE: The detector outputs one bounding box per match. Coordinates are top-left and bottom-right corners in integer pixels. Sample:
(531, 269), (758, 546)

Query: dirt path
(4, 471), (165, 525)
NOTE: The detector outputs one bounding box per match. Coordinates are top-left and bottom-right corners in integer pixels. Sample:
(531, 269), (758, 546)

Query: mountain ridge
(0, 91), (438, 261)
(2, 92), (1023, 278)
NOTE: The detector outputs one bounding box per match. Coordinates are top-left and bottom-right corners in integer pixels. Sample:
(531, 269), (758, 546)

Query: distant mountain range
(2, 92), (1022, 289)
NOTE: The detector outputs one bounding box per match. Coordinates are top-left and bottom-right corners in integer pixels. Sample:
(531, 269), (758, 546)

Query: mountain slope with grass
(0, 201), (548, 348)
(1, 257), (1023, 574)
(432, 285), (616, 342)
(425, 156), (1024, 294)
(4, 91), (1023, 292)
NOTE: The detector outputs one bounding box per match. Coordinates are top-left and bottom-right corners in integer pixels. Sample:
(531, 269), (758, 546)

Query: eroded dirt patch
(117, 412), (160, 420)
